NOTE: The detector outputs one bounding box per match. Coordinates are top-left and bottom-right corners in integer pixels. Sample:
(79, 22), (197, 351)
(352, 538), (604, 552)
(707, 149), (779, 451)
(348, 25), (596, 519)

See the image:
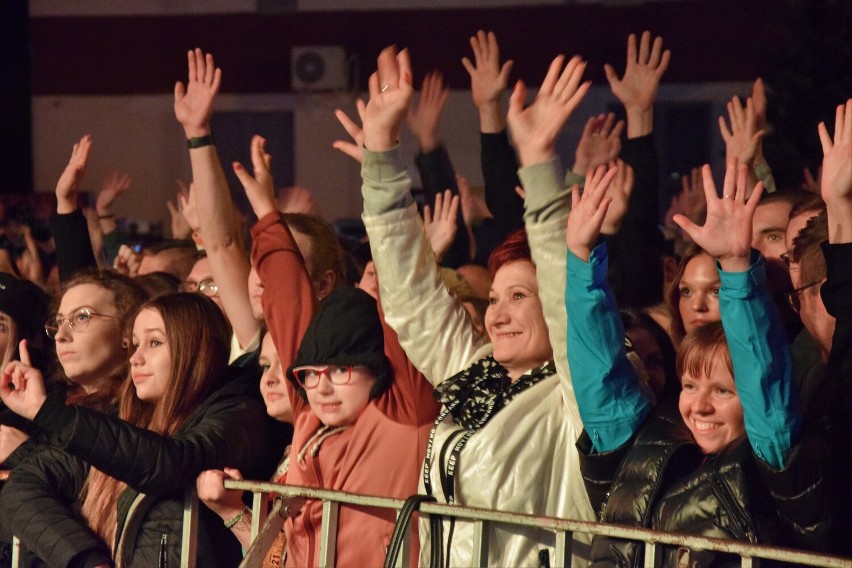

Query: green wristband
(187, 134), (215, 149)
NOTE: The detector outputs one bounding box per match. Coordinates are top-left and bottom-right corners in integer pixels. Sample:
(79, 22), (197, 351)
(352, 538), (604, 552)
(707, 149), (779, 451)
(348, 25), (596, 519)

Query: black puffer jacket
(0, 365), (271, 567)
(578, 406), (830, 567)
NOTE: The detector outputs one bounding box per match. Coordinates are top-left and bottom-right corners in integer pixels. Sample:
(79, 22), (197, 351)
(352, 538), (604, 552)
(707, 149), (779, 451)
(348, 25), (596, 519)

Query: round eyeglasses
(179, 278), (219, 298)
(291, 365), (366, 390)
(45, 308), (119, 339)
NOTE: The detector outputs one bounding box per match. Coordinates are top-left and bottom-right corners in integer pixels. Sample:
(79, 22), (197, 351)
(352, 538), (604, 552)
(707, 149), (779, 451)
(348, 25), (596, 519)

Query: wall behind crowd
(19, 0), (789, 232)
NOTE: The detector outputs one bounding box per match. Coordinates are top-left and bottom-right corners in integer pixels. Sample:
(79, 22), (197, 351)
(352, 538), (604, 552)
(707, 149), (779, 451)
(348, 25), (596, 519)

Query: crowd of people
(0, 27), (849, 568)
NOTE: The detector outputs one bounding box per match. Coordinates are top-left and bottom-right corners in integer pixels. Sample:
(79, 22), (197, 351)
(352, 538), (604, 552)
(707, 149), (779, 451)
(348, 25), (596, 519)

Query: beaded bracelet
(223, 506), (250, 529)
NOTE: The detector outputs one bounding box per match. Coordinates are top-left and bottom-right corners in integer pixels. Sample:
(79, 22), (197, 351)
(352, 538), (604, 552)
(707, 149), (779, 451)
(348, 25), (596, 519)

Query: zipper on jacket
(599, 449), (633, 522)
(158, 534), (169, 568)
(630, 447), (682, 568)
(711, 471), (757, 543)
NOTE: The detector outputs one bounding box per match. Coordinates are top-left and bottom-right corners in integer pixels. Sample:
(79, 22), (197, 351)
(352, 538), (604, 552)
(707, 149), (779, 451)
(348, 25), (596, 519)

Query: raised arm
(408, 71), (471, 267)
(604, 31), (669, 308)
(565, 165), (651, 452)
(719, 95), (765, 196)
(237, 135), (315, 417)
(818, 99), (852, 243)
(604, 31), (670, 139)
(361, 46), (486, 384)
(174, 48), (259, 350)
(675, 163), (801, 468)
(52, 135), (98, 281)
(462, 29), (513, 134)
(465, 30), (525, 243)
(508, 53), (590, 418)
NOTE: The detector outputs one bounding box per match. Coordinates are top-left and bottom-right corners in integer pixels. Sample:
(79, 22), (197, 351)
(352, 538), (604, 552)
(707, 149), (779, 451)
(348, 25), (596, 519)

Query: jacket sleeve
(362, 146), (489, 386)
(31, 390), (269, 495)
(717, 253), (800, 468)
(250, 211), (315, 419)
(566, 243), (651, 452)
(0, 446), (113, 568)
(481, 130), (524, 243)
(374, 294), (440, 426)
(51, 210), (98, 282)
(607, 133), (666, 309)
(519, 157), (581, 425)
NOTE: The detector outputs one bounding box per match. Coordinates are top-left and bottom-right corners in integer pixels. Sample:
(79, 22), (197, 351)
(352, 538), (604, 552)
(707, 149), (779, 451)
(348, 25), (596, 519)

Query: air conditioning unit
(291, 46), (348, 91)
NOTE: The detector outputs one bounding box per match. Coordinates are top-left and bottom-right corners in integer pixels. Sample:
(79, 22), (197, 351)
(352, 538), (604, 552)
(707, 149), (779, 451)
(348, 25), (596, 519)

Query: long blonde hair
(79, 293), (231, 550)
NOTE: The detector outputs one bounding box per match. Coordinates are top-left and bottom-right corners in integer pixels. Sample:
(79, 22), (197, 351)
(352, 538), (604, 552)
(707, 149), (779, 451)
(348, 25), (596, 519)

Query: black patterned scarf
(433, 355), (556, 430)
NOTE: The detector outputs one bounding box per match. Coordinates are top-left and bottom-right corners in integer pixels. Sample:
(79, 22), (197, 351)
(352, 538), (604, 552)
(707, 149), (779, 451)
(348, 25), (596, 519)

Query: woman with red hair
(356, 46), (595, 567)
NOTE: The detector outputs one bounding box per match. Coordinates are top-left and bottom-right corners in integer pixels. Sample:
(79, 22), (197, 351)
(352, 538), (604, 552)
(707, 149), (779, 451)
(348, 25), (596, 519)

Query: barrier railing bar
(180, 490), (199, 568)
(227, 480), (405, 509)
(225, 481), (852, 568)
(11, 536), (21, 568)
(471, 519), (489, 568)
(318, 500), (339, 568)
(554, 530), (573, 568)
(742, 556), (754, 568)
(644, 541), (659, 568)
(250, 491), (267, 542)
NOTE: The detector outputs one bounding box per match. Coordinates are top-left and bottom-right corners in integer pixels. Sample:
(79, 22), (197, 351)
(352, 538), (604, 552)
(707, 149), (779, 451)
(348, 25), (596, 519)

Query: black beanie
(288, 286), (391, 400)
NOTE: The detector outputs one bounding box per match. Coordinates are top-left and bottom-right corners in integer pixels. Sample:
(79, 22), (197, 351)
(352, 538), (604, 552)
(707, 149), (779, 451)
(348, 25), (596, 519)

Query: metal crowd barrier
(224, 480), (852, 568)
(7, 480), (852, 567)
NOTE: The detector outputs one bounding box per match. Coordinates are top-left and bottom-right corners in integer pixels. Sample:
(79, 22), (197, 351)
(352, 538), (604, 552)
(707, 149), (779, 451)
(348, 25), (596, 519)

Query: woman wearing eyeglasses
(185, 123), (440, 566)
(0, 292), (272, 567)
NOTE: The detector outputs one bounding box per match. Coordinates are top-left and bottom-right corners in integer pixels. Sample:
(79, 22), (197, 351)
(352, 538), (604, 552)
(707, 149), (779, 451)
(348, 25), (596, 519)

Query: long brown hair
(56, 270), (148, 411)
(80, 292), (232, 551)
(664, 245), (714, 347)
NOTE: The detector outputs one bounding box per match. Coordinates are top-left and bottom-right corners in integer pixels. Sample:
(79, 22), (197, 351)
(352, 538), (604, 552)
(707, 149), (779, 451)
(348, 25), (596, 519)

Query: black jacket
(0, 365), (271, 568)
(816, 241), (852, 556)
(578, 406), (830, 567)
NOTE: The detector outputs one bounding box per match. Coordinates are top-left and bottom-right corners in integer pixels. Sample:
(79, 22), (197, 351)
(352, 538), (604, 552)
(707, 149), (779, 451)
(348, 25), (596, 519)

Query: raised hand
(565, 164), (619, 261)
(604, 31), (670, 137)
(232, 135), (277, 220)
(406, 71), (449, 152)
(719, 96), (764, 167)
(167, 181), (192, 239)
(332, 99), (367, 163)
(0, 340), (47, 421)
(462, 30), (513, 109)
(572, 112), (624, 175)
(174, 48), (222, 138)
(664, 167), (706, 233)
(672, 162), (764, 272)
(55, 135), (92, 214)
(457, 173), (492, 228)
(462, 30), (513, 133)
(178, 182), (201, 234)
(96, 171), (131, 216)
(600, 159), (635, 235)
(113, 243), (142, 277)
(363, 46), (414, 152)
(818, 99), (852, 242)
(507, 54), (590, 167)
(423, 189), (460, 262)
